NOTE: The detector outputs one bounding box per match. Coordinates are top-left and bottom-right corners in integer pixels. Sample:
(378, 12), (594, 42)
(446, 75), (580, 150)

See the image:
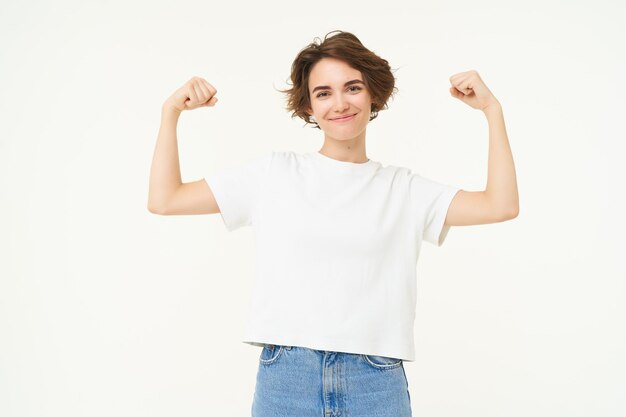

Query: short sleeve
(203, 152), (273, 232)
(409, 172), (461, 247)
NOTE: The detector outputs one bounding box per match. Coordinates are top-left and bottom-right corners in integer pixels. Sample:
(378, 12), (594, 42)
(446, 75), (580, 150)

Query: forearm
(483, 102), (519, 217)
(147, 107), (183, 212)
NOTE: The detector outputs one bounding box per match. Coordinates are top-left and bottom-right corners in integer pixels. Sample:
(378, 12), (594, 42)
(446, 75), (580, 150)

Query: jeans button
(286, 346), (292, 350)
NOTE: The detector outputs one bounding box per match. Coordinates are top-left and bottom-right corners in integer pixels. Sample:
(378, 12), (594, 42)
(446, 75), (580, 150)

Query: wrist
(482, 100), (502, 115)
(161, 104), (182, 118)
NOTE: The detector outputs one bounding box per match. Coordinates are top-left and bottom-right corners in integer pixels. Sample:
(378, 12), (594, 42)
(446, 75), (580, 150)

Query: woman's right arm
(147, 77), (220, 215)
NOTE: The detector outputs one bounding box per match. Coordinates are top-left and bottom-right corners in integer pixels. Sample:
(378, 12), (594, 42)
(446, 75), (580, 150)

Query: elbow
(501, 205), (519, 221)
(494, 196), (519, 221)
(491, 204), (519, 222)
(485, 191), (519, 222)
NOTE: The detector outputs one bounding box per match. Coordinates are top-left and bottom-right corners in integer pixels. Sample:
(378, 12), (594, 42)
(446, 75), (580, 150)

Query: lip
(330, 113), (356, 122)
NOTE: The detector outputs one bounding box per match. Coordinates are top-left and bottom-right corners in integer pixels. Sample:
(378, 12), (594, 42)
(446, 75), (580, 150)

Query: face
(306, 57), (373, 141)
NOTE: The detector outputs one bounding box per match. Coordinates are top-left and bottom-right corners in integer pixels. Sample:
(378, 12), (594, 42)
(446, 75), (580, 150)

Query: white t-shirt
(205, 150), (461, 361)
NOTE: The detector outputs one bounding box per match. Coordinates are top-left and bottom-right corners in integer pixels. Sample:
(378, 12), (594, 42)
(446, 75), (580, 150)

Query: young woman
(148, 30), (519, 417)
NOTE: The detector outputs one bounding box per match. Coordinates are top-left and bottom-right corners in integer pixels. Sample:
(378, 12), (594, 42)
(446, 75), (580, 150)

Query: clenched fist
(448, 70), (499, 112)
(163, 77), (218, 113)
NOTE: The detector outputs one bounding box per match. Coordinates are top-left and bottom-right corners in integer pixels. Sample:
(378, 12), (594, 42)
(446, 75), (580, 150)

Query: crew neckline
(309, 151), (378, 172)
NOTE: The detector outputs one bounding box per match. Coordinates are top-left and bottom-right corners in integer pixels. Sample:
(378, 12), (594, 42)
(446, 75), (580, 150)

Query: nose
(333, 93), (350, 113)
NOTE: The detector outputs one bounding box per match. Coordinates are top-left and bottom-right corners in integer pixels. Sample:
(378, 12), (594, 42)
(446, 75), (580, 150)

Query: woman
(148, 30), (519, 417)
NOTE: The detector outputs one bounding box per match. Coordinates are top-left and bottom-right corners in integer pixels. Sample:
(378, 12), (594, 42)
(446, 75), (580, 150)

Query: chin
(321, 123), (366, 137)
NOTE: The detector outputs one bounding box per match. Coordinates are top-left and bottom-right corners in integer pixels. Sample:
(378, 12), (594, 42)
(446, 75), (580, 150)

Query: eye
(315, 85), (363, 98)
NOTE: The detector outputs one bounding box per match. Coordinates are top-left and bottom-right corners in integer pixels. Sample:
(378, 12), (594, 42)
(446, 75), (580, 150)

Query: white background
(1, 0), (624, 416)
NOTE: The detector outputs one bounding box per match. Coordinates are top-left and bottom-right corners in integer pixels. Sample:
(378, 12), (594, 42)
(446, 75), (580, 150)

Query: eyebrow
(311, 79), (364, 94)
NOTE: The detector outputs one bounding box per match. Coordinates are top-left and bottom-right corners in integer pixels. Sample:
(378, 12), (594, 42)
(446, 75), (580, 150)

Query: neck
(319, 130), (368, 163)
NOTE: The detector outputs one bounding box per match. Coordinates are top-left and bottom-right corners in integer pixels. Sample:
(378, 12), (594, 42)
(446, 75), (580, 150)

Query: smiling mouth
(330, 113), (357, 121)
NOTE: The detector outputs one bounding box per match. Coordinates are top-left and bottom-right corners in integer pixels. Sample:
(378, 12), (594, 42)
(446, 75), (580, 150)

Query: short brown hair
(279, 30), (398, 129)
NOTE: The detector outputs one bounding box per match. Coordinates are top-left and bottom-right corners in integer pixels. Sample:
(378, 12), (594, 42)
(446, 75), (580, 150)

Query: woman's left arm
(444, 70), (519, 226)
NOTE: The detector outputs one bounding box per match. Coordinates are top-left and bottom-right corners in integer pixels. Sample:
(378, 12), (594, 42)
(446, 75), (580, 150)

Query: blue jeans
(251, 344), (412, 417)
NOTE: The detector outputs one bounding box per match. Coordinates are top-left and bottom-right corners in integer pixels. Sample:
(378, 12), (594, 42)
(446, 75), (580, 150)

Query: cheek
(314, 102), (332, 114)
(358, 94), (372, 106)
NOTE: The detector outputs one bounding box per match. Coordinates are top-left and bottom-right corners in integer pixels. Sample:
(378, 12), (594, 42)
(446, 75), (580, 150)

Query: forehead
(308, 58), (362, 86)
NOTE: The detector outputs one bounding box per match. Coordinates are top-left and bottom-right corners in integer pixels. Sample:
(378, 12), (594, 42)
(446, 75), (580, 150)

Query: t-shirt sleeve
(409, 172), (462, 247)
(203, 151), (273, 232)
